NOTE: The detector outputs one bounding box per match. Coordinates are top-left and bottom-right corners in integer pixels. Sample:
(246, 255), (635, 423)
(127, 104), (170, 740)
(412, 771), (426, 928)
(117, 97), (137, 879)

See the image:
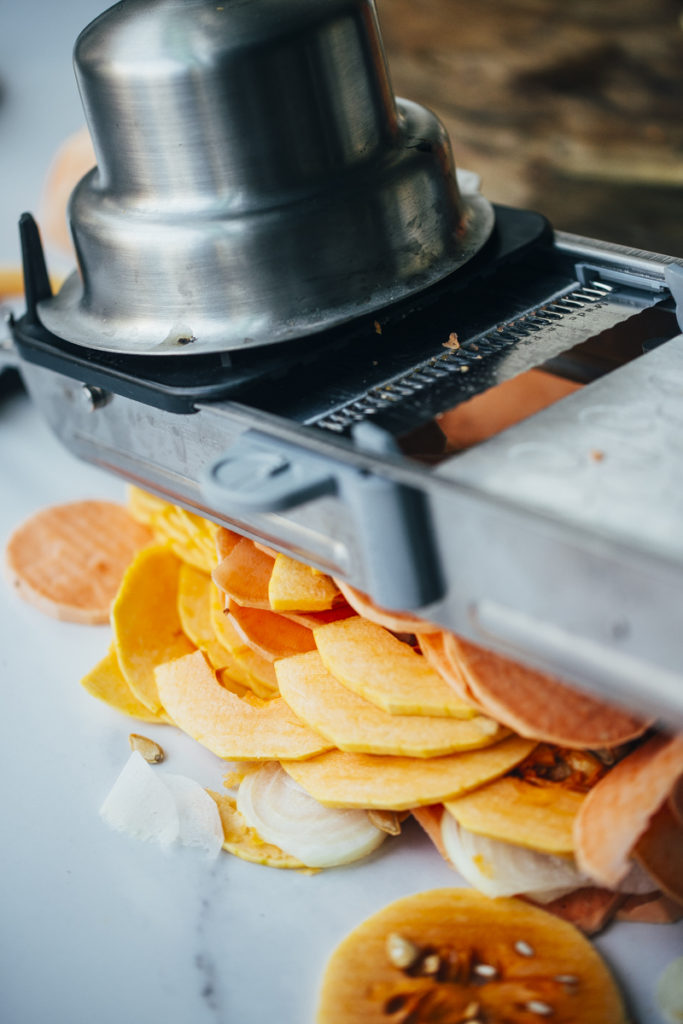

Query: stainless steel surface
(18, 226), (683, 725)
(38, 0), (493, 356)
(20, 339), (683, 725)
(306, 276), (653, 434)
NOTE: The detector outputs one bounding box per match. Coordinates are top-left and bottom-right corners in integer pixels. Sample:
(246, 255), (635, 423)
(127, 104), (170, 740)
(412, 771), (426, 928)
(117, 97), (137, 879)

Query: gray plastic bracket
(202, 422), (445, 611)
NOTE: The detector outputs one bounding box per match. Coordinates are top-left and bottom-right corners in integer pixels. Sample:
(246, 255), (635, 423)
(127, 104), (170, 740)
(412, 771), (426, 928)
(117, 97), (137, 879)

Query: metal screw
(81, 384), (110, 411)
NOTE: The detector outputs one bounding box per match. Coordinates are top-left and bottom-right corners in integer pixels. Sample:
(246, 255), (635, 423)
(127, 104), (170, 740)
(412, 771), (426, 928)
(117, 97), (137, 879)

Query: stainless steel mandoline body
(6, 0), (683, 724)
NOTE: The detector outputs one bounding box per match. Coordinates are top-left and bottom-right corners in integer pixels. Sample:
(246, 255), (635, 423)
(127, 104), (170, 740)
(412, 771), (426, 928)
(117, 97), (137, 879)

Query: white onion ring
(237, 763), (385, 868)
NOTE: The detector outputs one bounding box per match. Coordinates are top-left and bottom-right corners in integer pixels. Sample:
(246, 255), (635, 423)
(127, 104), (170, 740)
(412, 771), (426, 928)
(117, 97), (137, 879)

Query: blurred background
(379, 0), (683, 256)
(0, 0), (681, 266)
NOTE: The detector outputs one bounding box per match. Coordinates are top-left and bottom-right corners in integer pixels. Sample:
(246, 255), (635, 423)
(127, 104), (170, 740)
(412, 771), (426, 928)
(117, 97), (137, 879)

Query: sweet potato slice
(111, 545), (194, 714)
(314, 617), (478, 719)
(616, 892), (683, 924)
(80, 646), (168, 723)
(5, 499), (152, 624)
(281, 736), (536, 810)
(574, 731), (683, 887)
(444, 776), (585, 854)
(670, 775), (683, 826)
(155, 651), (332, 760)
(449, 635), (651, 748)
(634, 800), (683, 905)
(228, 599), (316, 661)
(276, 651), (505, 757)
(411, 805), (448, 860)
(269, 553), (340, 612)
(212, 537), (274, 608)
(419, 632), (481, 707)
(333, 579), (437, 634)
(530, 887), (626, 936)
(316, 889), (627, 1024)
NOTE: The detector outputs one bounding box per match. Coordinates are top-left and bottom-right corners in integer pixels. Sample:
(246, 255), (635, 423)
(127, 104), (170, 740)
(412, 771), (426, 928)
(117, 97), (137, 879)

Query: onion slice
(164, 774), (224, 859)
(100, 752), (224, 857)
(237, 762), (385, 868)
(441, 811), (590, 901)
(100, 750), (179, 847)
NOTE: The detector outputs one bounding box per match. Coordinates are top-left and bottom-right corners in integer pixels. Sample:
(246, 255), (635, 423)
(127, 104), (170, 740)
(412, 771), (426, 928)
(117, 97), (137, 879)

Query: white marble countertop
(0, 4), (681, 1022)
(2, 387), (681, 1023)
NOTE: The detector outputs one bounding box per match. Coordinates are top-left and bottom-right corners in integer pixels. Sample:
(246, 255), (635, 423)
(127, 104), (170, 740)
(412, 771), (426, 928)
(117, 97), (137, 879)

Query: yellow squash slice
(276, 651), (505, 757)
(281, 736), (536, 810)
(80, 646), (168, 723)
(177, 563), (238, 672)
(208, 790), (310, 870)
(314, 617), (477, 718)
(111, 545), (194, 714)
(268, 553), (340, 612)
(155, 650), (333, 760)
(444, 776), (585, 854)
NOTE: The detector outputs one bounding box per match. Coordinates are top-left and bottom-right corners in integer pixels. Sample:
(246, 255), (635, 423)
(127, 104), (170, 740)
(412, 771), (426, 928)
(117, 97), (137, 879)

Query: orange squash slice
(215, 525), (242, 561)
(276, 651), (505, 757)
(228, 599), (316, 661)
(444, 776), (585, 854)
(212, 537), (274, 608)
(281, 736), (536, 810)
(269, 553), (340, 611)
(574, 731), (683, 887)
(314, 617), (477, 719)
(333, 579), (438, 634)
(155, 650), (332, 760)
(448, 635), (651, 748)
(111, 545), (194, 715)
(316, 888), (627, 1024)
(207, 582), (274, 695)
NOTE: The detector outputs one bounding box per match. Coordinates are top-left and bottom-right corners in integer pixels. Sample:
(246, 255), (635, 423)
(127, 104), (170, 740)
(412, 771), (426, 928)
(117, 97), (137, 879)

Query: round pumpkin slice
(317, 888), (627, 1024)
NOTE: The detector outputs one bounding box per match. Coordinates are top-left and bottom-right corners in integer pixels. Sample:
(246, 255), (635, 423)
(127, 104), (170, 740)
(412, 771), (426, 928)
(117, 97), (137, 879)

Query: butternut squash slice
(155, 650), (332, 761)
(228, 599), (316, 661)
(111, 545), (194, 715)
(280, 736), (536, 810)
(80, 646), (168, 724)
(212, 537), (274, 608)
(177, 564), (238, 671)
(269, 553), (341, 611)
(207, 790), (310, 870)
(276, 651), (505, 758)
(314, 617), (478, 719)
(316, 888), (627, 1024)
(444, 776), (585, 854)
